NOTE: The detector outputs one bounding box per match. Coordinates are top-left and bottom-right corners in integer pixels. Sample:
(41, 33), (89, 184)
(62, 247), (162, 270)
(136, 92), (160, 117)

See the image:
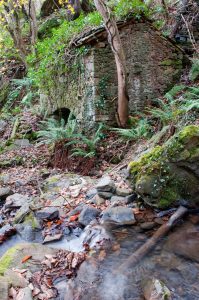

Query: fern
(70, 123), (104, 158)
(189, 59), (199, 82)
(112, 119), (150, 140)
(37, 114), (78, 144)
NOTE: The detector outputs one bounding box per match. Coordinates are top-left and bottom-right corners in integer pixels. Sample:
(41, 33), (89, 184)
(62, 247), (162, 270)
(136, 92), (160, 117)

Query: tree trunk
(28, 0), (38, 45)
(93, 0), (129, 127)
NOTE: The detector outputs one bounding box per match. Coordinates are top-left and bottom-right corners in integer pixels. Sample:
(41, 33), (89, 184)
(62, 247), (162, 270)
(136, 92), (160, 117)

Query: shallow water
(66, 224), (199, 300)
(1, 222), (199, 300)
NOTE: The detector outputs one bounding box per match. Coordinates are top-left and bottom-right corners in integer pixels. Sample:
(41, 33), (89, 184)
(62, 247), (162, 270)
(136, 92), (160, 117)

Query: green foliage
(112, 119), (150, 140)
(27, 12), (102, 91)
(189, 59), (199, 82)
(70, 123), (104, 158)
(148, 85), (199, 127)
(37, 114), (78, 144)
(113, 0), (149, 19)
(2, 78), (35, 111)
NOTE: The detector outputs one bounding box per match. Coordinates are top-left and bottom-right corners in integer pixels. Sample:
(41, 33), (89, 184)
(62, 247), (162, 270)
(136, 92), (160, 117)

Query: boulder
(4, 193), (30, 209)
(96, 176), (116, 193)
(101, 207), (136, 225)
(13, 202), (31, 223)
(97, 191), (113, 199)
(164, 222), (199, 262)
(78, 206), (100, 226)
(128, 125), (199, 208)
(0, 187), (13, 202)
(0, 243), (57, 275)
(36, 207), (59, 221)
(142, 278), (171, 300)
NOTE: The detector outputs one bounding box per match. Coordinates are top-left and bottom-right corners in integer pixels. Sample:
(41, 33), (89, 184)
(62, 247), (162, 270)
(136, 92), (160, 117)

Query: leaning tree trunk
(93, 0), (129, 127)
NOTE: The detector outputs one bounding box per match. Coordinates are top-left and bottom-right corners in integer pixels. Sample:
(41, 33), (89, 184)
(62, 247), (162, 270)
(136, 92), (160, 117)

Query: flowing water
(0, 221), (199, 300)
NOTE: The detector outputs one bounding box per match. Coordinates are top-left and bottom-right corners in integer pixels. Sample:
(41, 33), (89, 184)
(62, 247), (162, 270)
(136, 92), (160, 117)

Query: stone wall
(90, 21), (184, 125)
(42, 20), (185, 128)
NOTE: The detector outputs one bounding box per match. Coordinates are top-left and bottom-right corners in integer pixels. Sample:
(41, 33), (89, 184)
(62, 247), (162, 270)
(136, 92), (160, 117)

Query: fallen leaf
(21, 255), (32, 263)
(69, 214), (79, 222)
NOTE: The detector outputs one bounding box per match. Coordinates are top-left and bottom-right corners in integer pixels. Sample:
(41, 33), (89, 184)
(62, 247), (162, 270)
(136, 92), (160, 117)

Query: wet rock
(36, 207), (59, 221)
(15, 223), (42, 243)
(101, 206), (136, 225)
(98, 191), (113, 199)
(0, 276), (9, 300)
(79, 206), (100, 226)
(140, 222), (156, 231)
(143, 278), (171, 300)
(116, 187), (132, 197)
(82, 224), (113, 250)
(0, 243), (57, 275)
(14, 139), (31, 148)
(5, 269), (28, 288)
(0, 224), (16, 237)
(16, 287), (33, 300)
(96, 176), (116, 193)
(0, 188), (13, 202)
(43, 233), (63, 244)
(4, 193), (30, 209)
(164, 222), (199, 262)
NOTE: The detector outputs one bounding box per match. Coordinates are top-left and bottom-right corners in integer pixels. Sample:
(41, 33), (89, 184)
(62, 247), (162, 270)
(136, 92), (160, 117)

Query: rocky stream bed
(0, 170), (199, 300)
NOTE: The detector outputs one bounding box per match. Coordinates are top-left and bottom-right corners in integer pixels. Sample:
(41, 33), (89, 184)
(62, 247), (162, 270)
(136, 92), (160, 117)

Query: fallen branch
(117, 206), (188, 273)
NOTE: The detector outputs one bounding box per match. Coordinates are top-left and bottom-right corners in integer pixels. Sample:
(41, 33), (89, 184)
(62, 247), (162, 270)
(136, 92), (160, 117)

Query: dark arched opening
(52, 108), (75, 124)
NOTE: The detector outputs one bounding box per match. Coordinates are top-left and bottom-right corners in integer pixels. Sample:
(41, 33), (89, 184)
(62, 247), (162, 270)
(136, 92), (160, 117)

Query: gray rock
(93, 195), (105, 205)
(110, 195), (127, 203)
(13, 202), (30, 223)
(15, 223), (42, 243)
(16, 287), (33, 300)
(101, 206), (136, 225)
(4, 269), (28, 288)
(140, 222), (156, 230)
(0, 174), (10, 184)
(0, 276), (9, 300)
(142, 278), (171, 300)
(79, 206), (100, 226)
(43, 233), (63, 244)
(116, 187), (132, 197)
(98, 191), (113, 199)
(85, 188), (97, 200)
(68, 204), (85, 216)
(36, 207), (59, 220)
(4, 193), (30, 209)
(0, 188), (13, 201)
(96, 176), (116, 193)
(14, 139), (31, 148)
(126, 193), (137, 204)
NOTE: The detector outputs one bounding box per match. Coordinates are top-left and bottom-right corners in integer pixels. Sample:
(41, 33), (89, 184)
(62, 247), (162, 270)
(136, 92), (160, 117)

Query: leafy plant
(37, 114), (78, 144)
(112, 119), (150, 140)
(189, 59), (199, 82)
(70, 123), (105, 158)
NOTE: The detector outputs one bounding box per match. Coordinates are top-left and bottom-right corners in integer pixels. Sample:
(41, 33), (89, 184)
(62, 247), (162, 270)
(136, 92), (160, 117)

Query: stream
(1, 220), (199, 300)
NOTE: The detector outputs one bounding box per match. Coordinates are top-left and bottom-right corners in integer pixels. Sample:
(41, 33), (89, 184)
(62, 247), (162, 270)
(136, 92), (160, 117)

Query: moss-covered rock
(128, 125), (199, 208)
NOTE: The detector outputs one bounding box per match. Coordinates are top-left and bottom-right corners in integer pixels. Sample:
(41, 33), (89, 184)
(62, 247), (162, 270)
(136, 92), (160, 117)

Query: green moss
(159, 186), (179, 208)
(160, 59), (182, 66)
(178, 125), (199, 143)
(0, 246), (20, 275)
(24, 213), (38, 229)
